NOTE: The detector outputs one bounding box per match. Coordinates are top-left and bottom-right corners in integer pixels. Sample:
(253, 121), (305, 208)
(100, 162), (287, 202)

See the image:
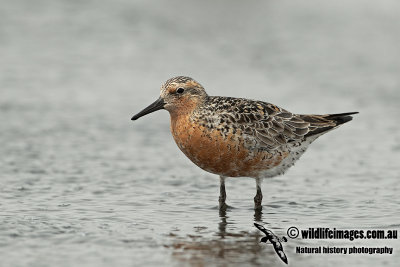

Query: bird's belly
(170, 117), (289, 177)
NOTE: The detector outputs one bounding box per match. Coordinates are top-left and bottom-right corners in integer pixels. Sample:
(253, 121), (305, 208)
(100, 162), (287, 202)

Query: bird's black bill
(131, 97), (165, 120)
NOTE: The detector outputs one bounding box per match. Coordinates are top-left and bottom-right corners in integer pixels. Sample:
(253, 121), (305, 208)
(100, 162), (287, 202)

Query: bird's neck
(168, 96), (204, 121)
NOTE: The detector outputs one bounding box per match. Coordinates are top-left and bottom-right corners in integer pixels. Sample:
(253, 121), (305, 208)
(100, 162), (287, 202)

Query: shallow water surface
(1, 0), (399, 266)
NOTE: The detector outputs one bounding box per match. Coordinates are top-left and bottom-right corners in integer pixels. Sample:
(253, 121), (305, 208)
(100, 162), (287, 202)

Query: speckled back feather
(191, 96), (357, 151)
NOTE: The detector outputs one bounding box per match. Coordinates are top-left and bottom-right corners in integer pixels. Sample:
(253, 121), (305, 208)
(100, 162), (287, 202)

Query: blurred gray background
(1, 0), (399, 266)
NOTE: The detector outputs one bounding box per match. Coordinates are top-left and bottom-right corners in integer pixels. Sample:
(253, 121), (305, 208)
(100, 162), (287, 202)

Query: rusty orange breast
(170, 114), (288, 177)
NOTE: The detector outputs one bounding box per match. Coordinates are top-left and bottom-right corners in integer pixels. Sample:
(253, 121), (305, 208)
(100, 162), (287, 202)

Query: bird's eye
(176, 88), (185, 94)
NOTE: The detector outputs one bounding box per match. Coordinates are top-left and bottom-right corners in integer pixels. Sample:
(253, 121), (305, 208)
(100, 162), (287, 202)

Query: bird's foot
(219, 202), (228, 210)
(219, 196), (228, 210)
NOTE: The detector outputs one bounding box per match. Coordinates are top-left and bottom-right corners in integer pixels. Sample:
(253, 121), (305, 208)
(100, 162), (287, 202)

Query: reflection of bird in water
(131, 76), (358, 210)
(254, 223), (288, 264)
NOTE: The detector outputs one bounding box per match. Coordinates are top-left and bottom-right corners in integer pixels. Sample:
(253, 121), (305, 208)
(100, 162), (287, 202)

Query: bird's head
(131, 76), (207, 121)
(260, 236), (269, 243)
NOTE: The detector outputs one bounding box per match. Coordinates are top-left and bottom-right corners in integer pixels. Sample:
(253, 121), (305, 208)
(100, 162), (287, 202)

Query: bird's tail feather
(301, 112), (358, 138)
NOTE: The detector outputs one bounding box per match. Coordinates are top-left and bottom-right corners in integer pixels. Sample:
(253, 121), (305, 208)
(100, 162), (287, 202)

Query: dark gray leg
(254, 178), (263, 210)
(219, 176), (227, 209)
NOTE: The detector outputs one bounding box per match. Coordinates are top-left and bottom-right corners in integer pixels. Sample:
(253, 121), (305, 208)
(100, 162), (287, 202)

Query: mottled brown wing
(197, 97), (311, 150)
(234, 101), (311, 150)
(235, 104), (359, 150)
(196, 97), (357, 151)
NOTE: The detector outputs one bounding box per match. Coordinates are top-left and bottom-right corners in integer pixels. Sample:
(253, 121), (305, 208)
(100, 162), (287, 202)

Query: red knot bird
(131, 76), (358, 210)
